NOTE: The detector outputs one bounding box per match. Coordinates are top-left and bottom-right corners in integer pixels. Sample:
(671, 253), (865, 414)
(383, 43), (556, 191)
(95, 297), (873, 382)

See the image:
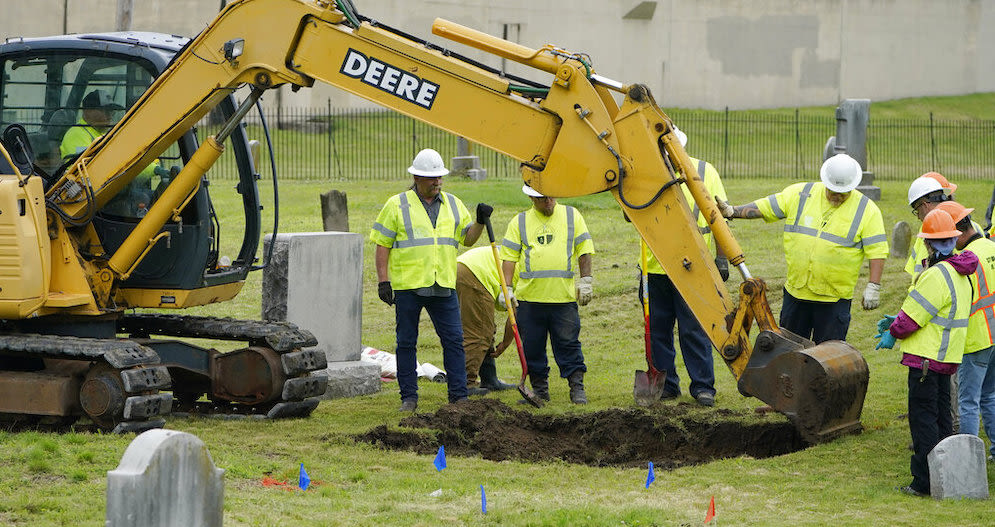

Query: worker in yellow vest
(60, 89), (156, 217)
(455, 246), (516, 394)
(370, 148), (492, 412)
(875, 208), (978, 497)
(500, 184), (595, 404)
(936, 201), (995, 462)
(642, 127), (727, 406)
(717, 153), (889, 342)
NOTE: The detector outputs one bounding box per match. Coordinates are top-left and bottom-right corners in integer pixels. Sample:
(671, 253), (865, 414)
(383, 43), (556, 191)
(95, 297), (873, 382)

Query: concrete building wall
(2, 0), (992, 110)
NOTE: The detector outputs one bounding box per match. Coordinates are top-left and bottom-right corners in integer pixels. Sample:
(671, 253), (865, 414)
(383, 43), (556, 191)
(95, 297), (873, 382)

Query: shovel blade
(634, 370), (667, 407)
(518, 383), (544, 408)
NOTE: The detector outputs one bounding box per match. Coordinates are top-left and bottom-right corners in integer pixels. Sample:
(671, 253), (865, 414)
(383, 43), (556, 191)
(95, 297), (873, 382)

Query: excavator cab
(0, 33), (261, 303)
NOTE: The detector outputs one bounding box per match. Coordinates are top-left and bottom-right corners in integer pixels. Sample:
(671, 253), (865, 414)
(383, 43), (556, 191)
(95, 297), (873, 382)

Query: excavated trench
(355, 398), (809, 469)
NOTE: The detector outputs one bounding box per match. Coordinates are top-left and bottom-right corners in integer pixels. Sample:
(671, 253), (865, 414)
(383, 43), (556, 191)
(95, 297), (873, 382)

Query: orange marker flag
(704, 495), (716, 524)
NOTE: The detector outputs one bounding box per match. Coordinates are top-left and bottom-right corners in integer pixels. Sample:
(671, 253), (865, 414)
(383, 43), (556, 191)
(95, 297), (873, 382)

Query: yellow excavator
(0, 0), (867, 442)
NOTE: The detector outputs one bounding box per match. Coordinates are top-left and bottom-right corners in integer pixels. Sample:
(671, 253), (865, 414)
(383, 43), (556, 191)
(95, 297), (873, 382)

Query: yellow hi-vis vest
(457, 246), (508, 300)
(754, 181), (889, 302)
(646, 157), (727, 274)
(59, 119), (101, 160)
(499, 203), (595, 303)
(965, 236), (995, 353)
(369, 190), (472, 290)
(900, 260), (972, 364)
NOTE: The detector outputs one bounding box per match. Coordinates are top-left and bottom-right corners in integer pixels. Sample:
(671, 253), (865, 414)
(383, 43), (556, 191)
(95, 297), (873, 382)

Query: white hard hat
(522, 184), (544, 197)
(907, 176), (944, 206)
(407, 148), (449, 177)
(819, 153), (862, 193)
(673, 126), (687, 147)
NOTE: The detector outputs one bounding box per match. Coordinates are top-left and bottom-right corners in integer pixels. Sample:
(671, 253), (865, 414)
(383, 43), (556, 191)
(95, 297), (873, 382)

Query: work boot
(529, 375), (550, 402)
(399, 399), (417, 412)
(467, 385), (490, 397)
(479, 356), (515, 391)
(567, 371), (587, 405)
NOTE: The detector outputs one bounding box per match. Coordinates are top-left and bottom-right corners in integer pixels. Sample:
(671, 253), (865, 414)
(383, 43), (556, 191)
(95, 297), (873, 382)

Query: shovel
(486, 218), (543, 408)
(634, 241), (667, 406)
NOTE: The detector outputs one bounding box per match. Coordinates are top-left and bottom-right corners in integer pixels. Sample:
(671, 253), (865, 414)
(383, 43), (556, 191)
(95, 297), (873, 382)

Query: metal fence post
(723, 106), (729, 176)
(929, 112), (937, 171)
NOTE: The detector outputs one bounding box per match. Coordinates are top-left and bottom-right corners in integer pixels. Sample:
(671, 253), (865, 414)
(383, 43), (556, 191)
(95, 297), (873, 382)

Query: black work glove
(476, 203), (493, 224)
(715, 256), (730, 282)
(377, 281), (394, 306)
(637, 266), (645, 306)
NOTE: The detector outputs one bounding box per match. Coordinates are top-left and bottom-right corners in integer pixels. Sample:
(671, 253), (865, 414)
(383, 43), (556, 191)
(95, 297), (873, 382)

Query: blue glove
(876, 315), (896, 334)
(874, 330), (897, 350)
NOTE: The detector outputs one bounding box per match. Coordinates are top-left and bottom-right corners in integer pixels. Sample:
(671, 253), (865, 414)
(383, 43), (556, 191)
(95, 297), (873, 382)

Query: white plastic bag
(361, 346), (397, 378)
(416, 362), (446, 383)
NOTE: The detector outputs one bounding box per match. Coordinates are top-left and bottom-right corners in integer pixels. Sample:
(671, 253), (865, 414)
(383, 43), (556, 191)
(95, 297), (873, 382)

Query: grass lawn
(2, 170), (993, 526)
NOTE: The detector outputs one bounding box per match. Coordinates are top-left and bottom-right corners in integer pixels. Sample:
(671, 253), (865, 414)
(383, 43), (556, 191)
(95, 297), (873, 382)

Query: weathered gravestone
(106, 429), (224, 526)
(262, 232), (380, 399)
(928, 433), (989, 500)
(320, 190), (349, 232)
(891, 221), (912, 259)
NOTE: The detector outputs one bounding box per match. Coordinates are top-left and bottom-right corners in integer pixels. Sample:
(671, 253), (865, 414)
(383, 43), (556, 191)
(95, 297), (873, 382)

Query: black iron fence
(202, 106), (995, 183)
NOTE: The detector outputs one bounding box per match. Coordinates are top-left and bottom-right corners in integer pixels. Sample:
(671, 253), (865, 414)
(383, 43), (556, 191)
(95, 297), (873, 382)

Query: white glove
(576, 276), (594, 306)
(862, 282), (881, 310)
(497, 289), (517, 310)
(715, 197), (735, 219)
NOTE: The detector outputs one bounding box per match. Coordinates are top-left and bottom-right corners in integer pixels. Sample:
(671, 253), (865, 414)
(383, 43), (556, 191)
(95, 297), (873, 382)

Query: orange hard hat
(922, 172), (957, 195)
(918, 209), (962, 239)
(935, 201), (974, 224)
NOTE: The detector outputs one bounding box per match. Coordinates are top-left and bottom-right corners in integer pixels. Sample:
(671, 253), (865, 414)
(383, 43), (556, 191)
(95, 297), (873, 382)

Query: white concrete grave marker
(106, 429), (224, 526)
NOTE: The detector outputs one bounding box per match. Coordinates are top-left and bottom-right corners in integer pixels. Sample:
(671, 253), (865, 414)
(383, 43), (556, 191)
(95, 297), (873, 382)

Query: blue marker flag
(434, 445), (447, 471)
(645, 461), (655, 488)
(480, 485), (487, 514)
(299, 463), (311, 491)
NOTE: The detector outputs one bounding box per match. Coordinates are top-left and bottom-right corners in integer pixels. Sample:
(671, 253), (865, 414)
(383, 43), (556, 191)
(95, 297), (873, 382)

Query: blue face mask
(929, 238), (957, 255)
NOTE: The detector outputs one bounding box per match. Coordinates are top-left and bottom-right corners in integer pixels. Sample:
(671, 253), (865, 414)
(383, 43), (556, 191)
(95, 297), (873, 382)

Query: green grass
(4, 174), (994, 526)
(4, 91), (995, 524)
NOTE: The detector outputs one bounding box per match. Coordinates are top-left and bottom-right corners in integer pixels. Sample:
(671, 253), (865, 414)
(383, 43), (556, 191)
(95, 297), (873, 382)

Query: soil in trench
(354, 398), (808, 469)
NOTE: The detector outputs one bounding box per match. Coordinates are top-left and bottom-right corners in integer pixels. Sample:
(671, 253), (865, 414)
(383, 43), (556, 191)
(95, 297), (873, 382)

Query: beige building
(3, 0), (993, 110)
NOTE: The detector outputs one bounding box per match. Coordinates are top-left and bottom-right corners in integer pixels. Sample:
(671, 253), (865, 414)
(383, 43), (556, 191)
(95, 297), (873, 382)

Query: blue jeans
(516, 301), (586, 380)
(958, 345), (995, 456)
(647, 273), (715, 397)
(779, 289), (851, 343)
(393, 290), (468, 403)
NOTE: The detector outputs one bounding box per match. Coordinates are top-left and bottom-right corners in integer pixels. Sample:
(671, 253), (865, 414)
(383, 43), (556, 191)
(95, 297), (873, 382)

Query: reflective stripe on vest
(909, 263), (970, 361)
(782, 182), (884, 249)
(971, 241), (995, 344)
(517, 206), (575, 279)
(392, 191), (461, 249)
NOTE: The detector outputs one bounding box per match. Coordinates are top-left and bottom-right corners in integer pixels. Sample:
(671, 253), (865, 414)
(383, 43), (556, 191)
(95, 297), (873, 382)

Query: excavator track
(117, 314), (328, 420)
(0, 334), (172, 433)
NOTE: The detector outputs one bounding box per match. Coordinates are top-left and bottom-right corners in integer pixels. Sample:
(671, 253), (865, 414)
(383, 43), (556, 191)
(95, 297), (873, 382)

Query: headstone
(451, 136), (487, 181)
(823, 99), (880, 201)
(106, 429), (224, 527)
(319, 361), (381, 399)
(320, 190), (349, 232)
(262, 233), (380, 399)
(927, 433), (989, 500)
(891, 221), (912, 258)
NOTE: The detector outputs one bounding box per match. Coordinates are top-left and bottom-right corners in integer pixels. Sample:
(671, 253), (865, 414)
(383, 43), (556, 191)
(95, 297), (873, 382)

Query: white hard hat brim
(522, 184), (544, 197)
(408, 166), (449, 177)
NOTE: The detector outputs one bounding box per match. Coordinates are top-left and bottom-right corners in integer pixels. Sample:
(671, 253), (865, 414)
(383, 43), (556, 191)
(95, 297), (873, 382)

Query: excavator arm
(40, 0), (866, 441)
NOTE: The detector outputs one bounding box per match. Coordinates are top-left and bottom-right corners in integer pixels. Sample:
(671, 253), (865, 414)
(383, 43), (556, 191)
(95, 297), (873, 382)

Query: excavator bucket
(738, 334), (869, 444)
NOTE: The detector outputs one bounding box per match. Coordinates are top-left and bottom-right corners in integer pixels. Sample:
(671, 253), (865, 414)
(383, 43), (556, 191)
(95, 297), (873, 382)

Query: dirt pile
(355, 398), (808, 468)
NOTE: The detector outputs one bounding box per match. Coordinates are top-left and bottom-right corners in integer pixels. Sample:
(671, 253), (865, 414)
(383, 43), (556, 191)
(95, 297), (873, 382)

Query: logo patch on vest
(340, 49), (439, 110)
